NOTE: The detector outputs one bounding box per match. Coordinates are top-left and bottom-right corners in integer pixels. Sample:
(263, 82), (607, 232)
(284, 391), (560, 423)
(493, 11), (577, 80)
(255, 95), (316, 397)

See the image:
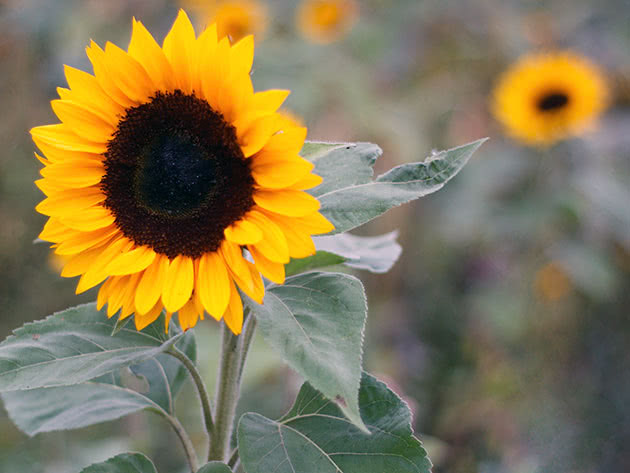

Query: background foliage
(0, 0), (628, 472)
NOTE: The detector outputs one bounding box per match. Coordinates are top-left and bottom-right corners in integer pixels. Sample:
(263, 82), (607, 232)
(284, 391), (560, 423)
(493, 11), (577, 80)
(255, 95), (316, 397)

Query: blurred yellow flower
(183, 0), (267, 42)
(297, 0), (358, 44)
(492, 51), (608, 146)
(534, 261), (572, 302)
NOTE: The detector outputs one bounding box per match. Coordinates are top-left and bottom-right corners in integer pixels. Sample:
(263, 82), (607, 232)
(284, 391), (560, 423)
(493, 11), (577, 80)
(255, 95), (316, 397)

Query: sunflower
(184, 0), (267, 43)
(492, 51), (608, 146)
(297, 0), (358, 44)
(32, 10), (332, 334)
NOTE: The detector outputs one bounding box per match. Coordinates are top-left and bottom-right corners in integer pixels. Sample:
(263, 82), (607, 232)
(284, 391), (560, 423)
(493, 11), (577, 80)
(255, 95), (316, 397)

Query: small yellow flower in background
(32, 10), (332, 334)
(492, 51), (608, 146)
(297, 0), (358, 44)
(183, 0), (267, 42)
(534, 261), (572, 302)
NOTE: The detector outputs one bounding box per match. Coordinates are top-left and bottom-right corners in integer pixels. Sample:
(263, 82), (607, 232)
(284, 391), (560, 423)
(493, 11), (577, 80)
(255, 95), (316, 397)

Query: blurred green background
(1, 0), (629, 472)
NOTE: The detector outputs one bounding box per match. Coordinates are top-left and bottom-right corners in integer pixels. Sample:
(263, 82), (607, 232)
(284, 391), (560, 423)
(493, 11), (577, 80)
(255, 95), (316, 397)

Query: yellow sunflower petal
(31, 124), (107, 154)
(97, 275), (117, 311)
(178, 299), (201, 331)
(218, 70), (254, 124)
(253, 189), (320, 217)
(245, 210), (290, 263)
(239, 114), (280, 158)
(223, 279), (244, 335)
(162, 254), (194, 313)
(248, 245), (285, 284)
(253, 89), (290, 114)
(86, 41), (136, 109)
(63, 65), (123, 125)
(285, 210), (334, 234)
(288, 172), (323, 190)
(258, 210), (318, 258)
(36, 186), (105, 216)
(200, 36), (231, 110)
(259, 126), (307, 155)
(103, 42), (155, 104)
(34, 178), (63, 196)
(61, 242), (111, 278)
(59, 206), (115, 232)
(32, 138), (103, 164)
(75, 238), (132, 293)
(197, 251), (231, 320)
(163, 9), (196, 94)
(100, 275), (129, 316)
(251, 157), (314, 189)
(128, 19), (176, 93)
(220, 240), (264, 303)
(114, 273), (143, 320)
(40, 161), (105, 188)
(105, 245), (157, 276)
(193, 23), (219, 94)
(230, 34), (254, 75)
(135, 300), (164, 331)
(105, 274), (139, 320)
(55, 226), (119, 256)
(39, 218), (71, 243)
(224, 219), (263, 245)
(135, 255), (169, 315)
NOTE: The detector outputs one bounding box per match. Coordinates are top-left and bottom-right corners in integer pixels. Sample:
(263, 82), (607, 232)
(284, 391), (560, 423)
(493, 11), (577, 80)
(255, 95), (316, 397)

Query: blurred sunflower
(297, 0), (358, 44)
(32, 10), (332, 334)
(184, 0), (267, 42)
(492, 51), (608, 146)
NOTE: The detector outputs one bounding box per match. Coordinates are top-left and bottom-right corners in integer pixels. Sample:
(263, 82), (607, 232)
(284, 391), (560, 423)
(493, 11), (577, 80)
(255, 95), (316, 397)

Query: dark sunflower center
(537, 91), (570, 111)
(102, 90), (255, 259)
(136, 133), (219, 215)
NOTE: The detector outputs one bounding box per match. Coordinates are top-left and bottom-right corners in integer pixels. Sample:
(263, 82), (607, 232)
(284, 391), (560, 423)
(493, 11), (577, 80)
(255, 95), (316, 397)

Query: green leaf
(238, 372), (432, 473)
(1, 382), (162, 436)
(0, 303), (184, 392)
(285, 251), (346, 277)
(316, 139), (486, 234)
(246, 272), (367, 432)
(1, 329), (195, 435)
(124, 330), (196, 412)
(197, 462), (233, 473)
(301, 142), (381, 198)
(80, 453), (157, 473)
(314, 231), (402, 273)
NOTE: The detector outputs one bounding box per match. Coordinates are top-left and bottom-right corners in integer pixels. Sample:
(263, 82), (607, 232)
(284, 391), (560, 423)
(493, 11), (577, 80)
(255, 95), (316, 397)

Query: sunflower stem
(153, 409), (199, 472)
(208, 309), (254, 463)
(237, 314), (257, 383)
(167, 345), (214, 439)
(227, 447), (240, 470)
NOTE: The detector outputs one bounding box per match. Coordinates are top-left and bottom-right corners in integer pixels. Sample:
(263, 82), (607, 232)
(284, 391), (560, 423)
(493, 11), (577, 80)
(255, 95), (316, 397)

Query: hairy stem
(208, 310), (254, 462)
(237, 315), (257, 383)
(228, 447), (240, 470)
(167, 345), (214, 438)
(153, 409), (199, 472)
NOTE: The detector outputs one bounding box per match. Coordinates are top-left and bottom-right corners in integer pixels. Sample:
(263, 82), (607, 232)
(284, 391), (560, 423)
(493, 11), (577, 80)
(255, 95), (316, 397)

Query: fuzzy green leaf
(1, 326), (195, 435)
(80, 453), (157, 473)
(197, 462), (233, 473)
(2, 382), (162, 436)
(285, 251), (347, 277)
(246, 272), (367, 432)
(301, 142), (381, 198)
(0, 303), (183, 392)
(314, 231), (402, 273)
(238, 372), (432, 473)
(315, 139), (486, 234)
